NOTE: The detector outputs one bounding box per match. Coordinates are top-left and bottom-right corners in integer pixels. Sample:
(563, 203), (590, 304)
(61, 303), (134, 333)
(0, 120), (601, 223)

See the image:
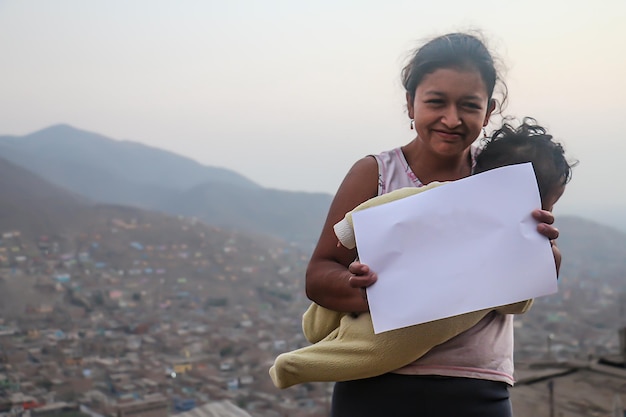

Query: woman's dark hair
(401, 32), (507, 110)
(475, 118), (577, 201)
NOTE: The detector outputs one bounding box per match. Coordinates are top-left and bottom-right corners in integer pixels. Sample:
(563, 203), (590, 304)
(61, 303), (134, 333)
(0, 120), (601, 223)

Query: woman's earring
(410, 119), (415, 130)
(482, 127), (487, 138)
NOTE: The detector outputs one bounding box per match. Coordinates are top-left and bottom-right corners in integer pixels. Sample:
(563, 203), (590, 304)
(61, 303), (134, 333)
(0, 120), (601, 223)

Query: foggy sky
(1, 0), (625, 225)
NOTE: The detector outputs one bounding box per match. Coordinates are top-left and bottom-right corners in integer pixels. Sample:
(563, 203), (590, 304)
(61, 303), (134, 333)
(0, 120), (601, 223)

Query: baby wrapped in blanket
(269, 183), (532, 389)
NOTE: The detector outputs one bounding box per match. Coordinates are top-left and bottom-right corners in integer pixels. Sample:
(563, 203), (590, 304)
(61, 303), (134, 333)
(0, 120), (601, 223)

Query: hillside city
(0, 210), (625, 417)
(0, 212), (333, 417)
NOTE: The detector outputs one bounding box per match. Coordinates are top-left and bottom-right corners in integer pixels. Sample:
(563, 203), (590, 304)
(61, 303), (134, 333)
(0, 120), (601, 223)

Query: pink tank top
(371, 146), (515, 386)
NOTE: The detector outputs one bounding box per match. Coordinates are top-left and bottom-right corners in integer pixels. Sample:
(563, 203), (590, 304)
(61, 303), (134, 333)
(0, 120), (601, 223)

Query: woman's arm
(305, 156), (379, 313)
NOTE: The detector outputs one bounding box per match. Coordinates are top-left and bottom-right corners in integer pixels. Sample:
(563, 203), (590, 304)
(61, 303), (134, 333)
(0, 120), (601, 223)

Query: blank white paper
(352, 163), (558, 334)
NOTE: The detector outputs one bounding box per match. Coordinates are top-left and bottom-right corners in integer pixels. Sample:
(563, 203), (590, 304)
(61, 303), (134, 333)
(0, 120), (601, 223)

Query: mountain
(0, 124), (258, 191)
(0, 124), (259, 209)
(160, 181), (332, 244)
(2, 124), (622, 251)
(0, 125), (332, 244)
(0, 155), (89, 237)
(556, 215), (626, 282)
(512, 215), (626, 361)
(0, 155), (307, 316)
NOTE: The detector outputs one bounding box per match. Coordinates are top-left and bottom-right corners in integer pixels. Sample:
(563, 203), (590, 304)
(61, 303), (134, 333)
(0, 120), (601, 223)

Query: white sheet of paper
(352, 163), (558, 334)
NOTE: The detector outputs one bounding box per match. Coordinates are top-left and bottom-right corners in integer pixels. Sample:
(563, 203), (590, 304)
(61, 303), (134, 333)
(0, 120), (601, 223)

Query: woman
(305, 33), (561, 417)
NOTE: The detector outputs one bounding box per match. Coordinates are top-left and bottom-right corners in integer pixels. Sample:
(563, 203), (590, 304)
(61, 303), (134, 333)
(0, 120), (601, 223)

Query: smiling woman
(408, 68), (494, 181)
(303, 32), (562, 417)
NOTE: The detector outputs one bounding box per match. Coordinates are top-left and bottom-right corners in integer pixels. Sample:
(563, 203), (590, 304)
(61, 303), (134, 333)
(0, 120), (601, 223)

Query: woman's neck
(402, 138), (472, 185)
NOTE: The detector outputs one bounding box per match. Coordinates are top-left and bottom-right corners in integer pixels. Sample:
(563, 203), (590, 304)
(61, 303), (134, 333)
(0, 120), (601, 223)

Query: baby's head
(475, 118), (576, 211)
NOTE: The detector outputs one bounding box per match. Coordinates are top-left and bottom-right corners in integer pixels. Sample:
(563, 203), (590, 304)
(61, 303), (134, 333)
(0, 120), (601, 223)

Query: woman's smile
(433, 129), (464, 141)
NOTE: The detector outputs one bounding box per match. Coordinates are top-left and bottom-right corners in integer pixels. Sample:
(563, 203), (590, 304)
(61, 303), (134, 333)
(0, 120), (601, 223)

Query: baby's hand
(347, 261), (377, 288)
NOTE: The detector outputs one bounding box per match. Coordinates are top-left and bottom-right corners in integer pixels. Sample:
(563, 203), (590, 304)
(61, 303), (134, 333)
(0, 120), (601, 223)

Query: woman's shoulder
(338, 156), (379, 202)
(369, 146), (403, 162)
(349, 154), (379, 175)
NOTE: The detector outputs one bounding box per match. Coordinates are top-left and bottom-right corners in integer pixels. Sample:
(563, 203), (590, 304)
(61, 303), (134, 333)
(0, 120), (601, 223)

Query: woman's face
(407, 67), (495, 158)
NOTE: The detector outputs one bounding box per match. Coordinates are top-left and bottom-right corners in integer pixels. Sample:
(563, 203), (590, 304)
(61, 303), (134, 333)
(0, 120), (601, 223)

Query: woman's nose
(441, 106), (461, 128)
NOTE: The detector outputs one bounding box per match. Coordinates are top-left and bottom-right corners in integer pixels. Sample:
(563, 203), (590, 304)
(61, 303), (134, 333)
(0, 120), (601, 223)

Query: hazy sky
(1, 0), (625, 222)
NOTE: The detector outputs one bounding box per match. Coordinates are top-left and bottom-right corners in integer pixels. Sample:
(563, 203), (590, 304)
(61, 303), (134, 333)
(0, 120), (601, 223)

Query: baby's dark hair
(475, 118), (576, 202)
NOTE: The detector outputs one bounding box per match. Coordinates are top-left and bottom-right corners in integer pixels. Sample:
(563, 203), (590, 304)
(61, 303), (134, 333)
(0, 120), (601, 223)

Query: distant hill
(513, 215), (626, 361)
(0, 155), (88, 237)
(0, 125), (332, 244)
(160, 181), (332, 244)
(0, 156), (307, 316)
(0, 124), (258, 191)
(0, 202), (307, 318)
(0, 125), (259, 210)
(556, 215), (626, 284)
(1, 124), (623, 254)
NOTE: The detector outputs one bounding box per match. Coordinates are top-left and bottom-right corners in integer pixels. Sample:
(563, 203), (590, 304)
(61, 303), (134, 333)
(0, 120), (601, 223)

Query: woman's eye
(463, 102), (482, 110)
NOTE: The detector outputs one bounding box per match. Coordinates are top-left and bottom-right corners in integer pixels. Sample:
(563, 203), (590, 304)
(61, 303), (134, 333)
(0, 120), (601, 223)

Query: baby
(270, 119), (573, 389)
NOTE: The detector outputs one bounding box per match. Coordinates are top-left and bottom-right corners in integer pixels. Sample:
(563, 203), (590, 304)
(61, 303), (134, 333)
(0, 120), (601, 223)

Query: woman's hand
(532, 209), (561, 275)
(532, 209), (559, 239)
